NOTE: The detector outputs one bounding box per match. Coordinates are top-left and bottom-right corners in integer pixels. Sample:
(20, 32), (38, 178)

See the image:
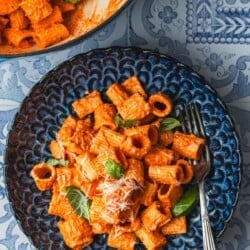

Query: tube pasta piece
(48, 167), (84, 217)
(20, 0), (53, 23)
(89, 128), (111, 155)
(172, 131), (206, 160)
(71, 130), (93, 153)
(70, 118), (94, 152)
(75, 152), (102, 181)
(99, 178), (142, 224)
(107, 228), (137, 250)
(9, 8), (29, 29)
(96, 147), (128, 171)
(94, 103), (117, 130)
(125, 158), (144, 187)
(148, 92), (173, 117)
(141, 180), (158, 207)
(32, 6), (63, 30)
(140, 201), (172, 231)
(0, 16), (8, 30)
(30, 163), (56, 191)
(121, 134), (151, 160)
(48, 183), (75, 218)
(76, 117), (93, 129)
(161, 216), (187, 235)
(159, 130), (174, 146)
(4, 28), (34, 47)
(65, 141), (85, 155)
(33, 23), (69, 48)
(122, 75), (147, 98)
(90, 196), (109, 224)
(72, 90), (103, 119)
(99, 126), (126, 148)
(91, 222), (112, 235)
(144, 146), (176, 167)
(136, 226), (167, 250)
(113, 217), (141, 234)
(57, 116), (77, 142)
(106, 83), (129, 107)
(82, 178), (104, 198)
(118, 93), (150, 120)
(57, 1), (76, 13)
(58, 213), (93, 249)
(56, 166), (84, 191)
(128, 196), (142, 223)
(157, 184), (183, 208)
(62, 115), (77, 128)
(148, 164), (184, 185)
(176, 159), (194, 184)
(0, 0), (19, 15)
(0, 17), (8, 44)
(50, 140), (65, 159)
(90, 130), (115, 156)
(124, 124), (159, 145)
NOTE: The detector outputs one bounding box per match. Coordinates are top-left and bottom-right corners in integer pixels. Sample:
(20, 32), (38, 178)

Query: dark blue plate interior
(4, 47), (241, 249)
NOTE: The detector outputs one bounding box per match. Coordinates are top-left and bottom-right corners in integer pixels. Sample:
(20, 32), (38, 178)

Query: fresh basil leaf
(115, 114), (139, 128)
(160, 117), (181, 132)
(66, 186), (91, 220)
(64, 0), (81, 4)
(46, 158), (69, 167)
(105, 158), (125, 179)
(172, 186), (199, 217)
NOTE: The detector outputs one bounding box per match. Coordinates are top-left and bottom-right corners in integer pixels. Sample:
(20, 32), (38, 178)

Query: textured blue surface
(186, 0), (250, 44)
(0, 0), (250, 249)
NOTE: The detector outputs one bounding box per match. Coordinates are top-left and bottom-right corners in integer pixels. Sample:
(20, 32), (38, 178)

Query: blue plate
(4, 47), (241, 249)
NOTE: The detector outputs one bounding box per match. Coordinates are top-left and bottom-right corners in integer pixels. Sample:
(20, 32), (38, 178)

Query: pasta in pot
(0, 0), (72, 48)
(0, 0), (128, 49)
(30, 76), (206, 249)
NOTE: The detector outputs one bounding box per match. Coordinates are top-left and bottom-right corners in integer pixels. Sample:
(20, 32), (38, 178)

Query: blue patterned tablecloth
(0, 0), (250, 249)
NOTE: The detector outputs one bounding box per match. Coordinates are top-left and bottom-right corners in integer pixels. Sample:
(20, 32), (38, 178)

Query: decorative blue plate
(4, 47), (241, 249)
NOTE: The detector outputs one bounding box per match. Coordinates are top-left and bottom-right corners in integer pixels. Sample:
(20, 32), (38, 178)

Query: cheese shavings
(98, 177), (143, 224)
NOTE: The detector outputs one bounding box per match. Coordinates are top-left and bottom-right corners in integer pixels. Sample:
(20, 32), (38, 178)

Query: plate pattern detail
(186, 0), (250, 44)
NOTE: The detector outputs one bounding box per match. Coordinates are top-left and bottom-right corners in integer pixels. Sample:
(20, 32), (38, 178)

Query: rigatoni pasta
(0, 0), (71, 48)
(30, 76), (206, 249)
(0, 0), (129, 50)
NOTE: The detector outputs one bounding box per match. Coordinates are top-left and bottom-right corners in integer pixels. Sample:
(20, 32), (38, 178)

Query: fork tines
(180, 103), (205, 138)
(180, 102), (211, 175)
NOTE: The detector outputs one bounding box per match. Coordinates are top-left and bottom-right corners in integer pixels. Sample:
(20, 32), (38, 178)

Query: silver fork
(180, 102), (216, 250)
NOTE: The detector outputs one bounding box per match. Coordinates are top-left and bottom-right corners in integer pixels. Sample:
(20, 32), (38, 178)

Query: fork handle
(199, 181), (216, 250)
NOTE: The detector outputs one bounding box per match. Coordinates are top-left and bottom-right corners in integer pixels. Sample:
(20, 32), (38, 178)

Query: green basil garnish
(115, 114), (139, 128)
(46, 158), (69, 167)
(172, 186), (199, 217)
(105, 158), (125, 179)
(64, 0), (81, 4)
(66, 186), (91, 221)
(159, 117), (181, 132)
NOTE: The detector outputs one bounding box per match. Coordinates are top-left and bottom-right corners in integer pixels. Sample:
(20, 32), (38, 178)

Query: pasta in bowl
(4, 47), (241, 249)
(30, 76), (205, 249)
(0, 0), (131, 56)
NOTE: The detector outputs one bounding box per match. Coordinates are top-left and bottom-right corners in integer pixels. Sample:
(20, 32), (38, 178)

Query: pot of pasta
(0, 0), (131, 57)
